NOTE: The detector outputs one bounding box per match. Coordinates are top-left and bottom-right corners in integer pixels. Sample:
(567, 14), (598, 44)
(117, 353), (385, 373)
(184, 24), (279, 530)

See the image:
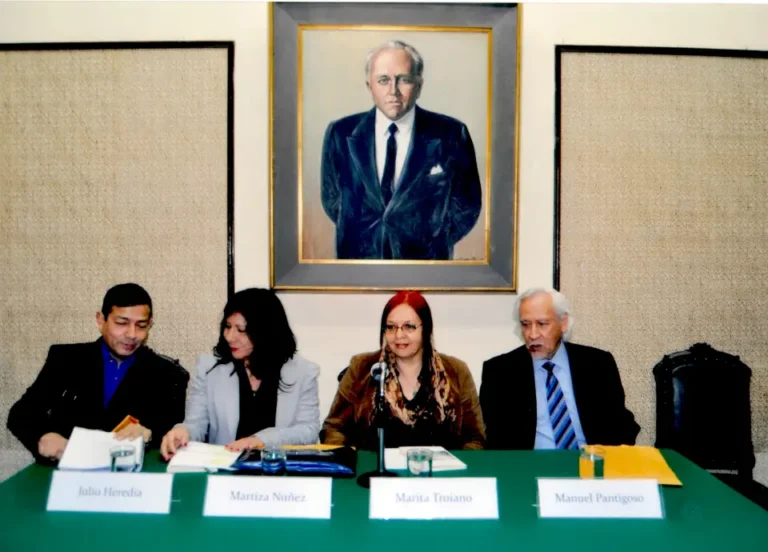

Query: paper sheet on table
(603, 445), (682, 486)
(166, 442), (241, 473)
(384, 446), (467, 472)
(59, 427), (144, 471)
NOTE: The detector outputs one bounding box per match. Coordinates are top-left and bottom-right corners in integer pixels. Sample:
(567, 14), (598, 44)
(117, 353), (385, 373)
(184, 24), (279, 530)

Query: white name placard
(369, 477), (498, 520)
(537, 478), (664, 519)
(46, 471), (173, 514)
(203, 476), (332, 519)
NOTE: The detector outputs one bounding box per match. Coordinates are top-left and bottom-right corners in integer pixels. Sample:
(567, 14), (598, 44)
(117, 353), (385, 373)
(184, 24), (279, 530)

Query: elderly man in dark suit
(7, 283), (189, 464)
(321, 40), (482, 260)
(480, 288), (640, 450)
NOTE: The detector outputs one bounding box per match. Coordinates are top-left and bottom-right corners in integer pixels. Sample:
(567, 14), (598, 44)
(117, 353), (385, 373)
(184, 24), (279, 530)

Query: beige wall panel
(559, 51), (768, 450)
(0, 47), (230, 478)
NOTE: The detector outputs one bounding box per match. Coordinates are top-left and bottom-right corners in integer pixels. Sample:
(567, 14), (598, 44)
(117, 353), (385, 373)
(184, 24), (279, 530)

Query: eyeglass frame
(384, 323), (423, 335)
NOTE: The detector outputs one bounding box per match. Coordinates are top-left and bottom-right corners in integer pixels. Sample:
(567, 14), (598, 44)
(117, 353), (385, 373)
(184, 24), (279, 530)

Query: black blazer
(480, 343), (640, 450)
(321, 105), (482, 260)
(7, 339), (189, 463)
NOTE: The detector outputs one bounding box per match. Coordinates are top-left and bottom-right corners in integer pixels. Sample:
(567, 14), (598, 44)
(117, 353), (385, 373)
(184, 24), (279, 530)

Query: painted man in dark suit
(321, 40), (482, 260)
(7, 283), (188, 463)
(480, 288), (639, 450)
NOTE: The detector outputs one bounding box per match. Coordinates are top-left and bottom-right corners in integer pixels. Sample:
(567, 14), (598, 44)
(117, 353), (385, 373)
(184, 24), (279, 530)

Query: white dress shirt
(375, 107), (415, 190)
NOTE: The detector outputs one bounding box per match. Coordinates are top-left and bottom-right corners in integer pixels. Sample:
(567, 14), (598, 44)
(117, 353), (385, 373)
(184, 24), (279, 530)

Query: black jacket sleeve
(597, 351), (641, 445)
(7, 346), (67, 460)
(140, 354), (189, 447)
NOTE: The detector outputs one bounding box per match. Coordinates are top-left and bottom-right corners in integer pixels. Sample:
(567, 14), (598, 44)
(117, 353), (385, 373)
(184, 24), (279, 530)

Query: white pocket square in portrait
(429, 164), (444, 176)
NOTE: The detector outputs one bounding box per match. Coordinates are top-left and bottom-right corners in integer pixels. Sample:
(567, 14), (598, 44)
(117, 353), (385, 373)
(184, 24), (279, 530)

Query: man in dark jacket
(7, 283), (188, 463)
(480, 288), (639, 450)
(321, 40), (482, 260)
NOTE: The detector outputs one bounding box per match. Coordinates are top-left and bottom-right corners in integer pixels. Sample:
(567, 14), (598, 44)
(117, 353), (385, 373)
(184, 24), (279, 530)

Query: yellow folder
(601, 445), (682, 486)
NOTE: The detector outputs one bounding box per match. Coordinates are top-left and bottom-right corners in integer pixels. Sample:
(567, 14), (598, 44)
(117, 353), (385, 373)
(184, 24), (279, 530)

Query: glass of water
(579, 445), (605, 479)
(406, 449), (433, 477)
(261, 447), (287, 475)
(109, 445), (137, 472)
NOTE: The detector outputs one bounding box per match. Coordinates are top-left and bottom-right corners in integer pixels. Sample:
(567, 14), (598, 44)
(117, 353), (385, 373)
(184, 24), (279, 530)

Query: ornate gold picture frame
(270, 2), (519, 291)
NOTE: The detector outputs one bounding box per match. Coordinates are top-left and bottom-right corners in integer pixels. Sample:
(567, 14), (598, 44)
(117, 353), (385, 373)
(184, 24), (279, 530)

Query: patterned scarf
(373, 336), (457, 426)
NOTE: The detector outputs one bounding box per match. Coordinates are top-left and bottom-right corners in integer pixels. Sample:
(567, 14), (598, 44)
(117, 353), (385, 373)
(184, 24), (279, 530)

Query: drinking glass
(109, 445), (137, 472)
(261, 447), (287, 475)
(579, 445), (605, 479)
(406, 449), (433, 477)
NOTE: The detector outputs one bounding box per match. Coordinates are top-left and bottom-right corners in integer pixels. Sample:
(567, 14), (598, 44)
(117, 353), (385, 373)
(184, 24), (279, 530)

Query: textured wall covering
(0, 47), (230, 480)
(558, 51), (768, 452)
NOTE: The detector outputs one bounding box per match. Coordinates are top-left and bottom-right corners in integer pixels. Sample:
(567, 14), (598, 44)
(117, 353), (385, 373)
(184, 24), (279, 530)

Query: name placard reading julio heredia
(46, 471), (173, 514)
(369, 477), (499, 520)
(203, 476), (332, 519)
(537, 478), (664, 519)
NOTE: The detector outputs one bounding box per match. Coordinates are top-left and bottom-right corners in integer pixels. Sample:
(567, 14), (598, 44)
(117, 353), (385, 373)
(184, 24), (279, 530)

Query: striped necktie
(543, 361), (578, 450)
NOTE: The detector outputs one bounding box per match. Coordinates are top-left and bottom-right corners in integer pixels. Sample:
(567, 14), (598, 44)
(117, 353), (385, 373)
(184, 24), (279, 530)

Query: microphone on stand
(357, 358), (398, 489)
(370, 361), (388, 399)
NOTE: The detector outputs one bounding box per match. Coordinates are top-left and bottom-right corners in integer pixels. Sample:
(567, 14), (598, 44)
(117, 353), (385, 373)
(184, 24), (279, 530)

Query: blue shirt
(102, 341), (136, 407)
(532, 343), (586, 450)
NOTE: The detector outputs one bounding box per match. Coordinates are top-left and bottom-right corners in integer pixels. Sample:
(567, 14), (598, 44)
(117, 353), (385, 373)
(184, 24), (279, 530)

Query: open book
(384, 446), (467, 472)
(166, 442), (242, 473)
(58, 427), (145, 471)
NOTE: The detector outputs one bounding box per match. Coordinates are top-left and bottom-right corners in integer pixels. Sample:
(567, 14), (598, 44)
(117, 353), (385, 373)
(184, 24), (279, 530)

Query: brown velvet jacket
(322, 351), (486, 450)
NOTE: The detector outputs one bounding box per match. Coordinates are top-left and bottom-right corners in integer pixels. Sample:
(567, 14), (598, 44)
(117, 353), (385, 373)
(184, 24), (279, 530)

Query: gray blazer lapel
(219, 368), (240, 444)
(253, 354), (321, 448)
(204, 362), (239, 445)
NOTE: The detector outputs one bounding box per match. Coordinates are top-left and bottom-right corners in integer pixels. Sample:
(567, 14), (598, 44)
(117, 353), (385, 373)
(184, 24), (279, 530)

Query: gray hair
(513, 287), (574, 342)
(364, 40), (424, 79)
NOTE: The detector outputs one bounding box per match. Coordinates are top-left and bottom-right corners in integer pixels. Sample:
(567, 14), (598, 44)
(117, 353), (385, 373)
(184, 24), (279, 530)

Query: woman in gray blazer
(160, 288), (321, 459)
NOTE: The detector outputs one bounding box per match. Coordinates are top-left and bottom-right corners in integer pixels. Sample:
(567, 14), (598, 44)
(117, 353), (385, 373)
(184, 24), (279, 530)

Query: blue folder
(233, 446), (357, 477)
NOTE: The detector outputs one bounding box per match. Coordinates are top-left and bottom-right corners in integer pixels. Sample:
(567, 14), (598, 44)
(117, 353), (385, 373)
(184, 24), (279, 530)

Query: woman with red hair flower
(322, 291), (485, 450)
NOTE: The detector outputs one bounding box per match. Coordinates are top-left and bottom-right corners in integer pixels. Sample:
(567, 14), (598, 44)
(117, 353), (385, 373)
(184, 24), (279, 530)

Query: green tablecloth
(1, 449), (766, 551)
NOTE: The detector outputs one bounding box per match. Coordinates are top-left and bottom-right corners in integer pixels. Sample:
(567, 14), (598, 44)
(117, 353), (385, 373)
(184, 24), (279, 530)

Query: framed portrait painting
(270, 2), (519, 291)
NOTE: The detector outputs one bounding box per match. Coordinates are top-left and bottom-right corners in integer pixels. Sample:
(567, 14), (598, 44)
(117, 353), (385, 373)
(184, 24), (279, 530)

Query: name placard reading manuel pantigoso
(46, 471), (173, 514)
(537, 478), (664, 519)
(203, 476), (331, 518)
(369, 477), (498, 520)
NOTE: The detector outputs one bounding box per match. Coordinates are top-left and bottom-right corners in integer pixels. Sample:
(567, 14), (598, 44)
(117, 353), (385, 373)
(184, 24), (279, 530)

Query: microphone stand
(357, 362), (398, 489)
